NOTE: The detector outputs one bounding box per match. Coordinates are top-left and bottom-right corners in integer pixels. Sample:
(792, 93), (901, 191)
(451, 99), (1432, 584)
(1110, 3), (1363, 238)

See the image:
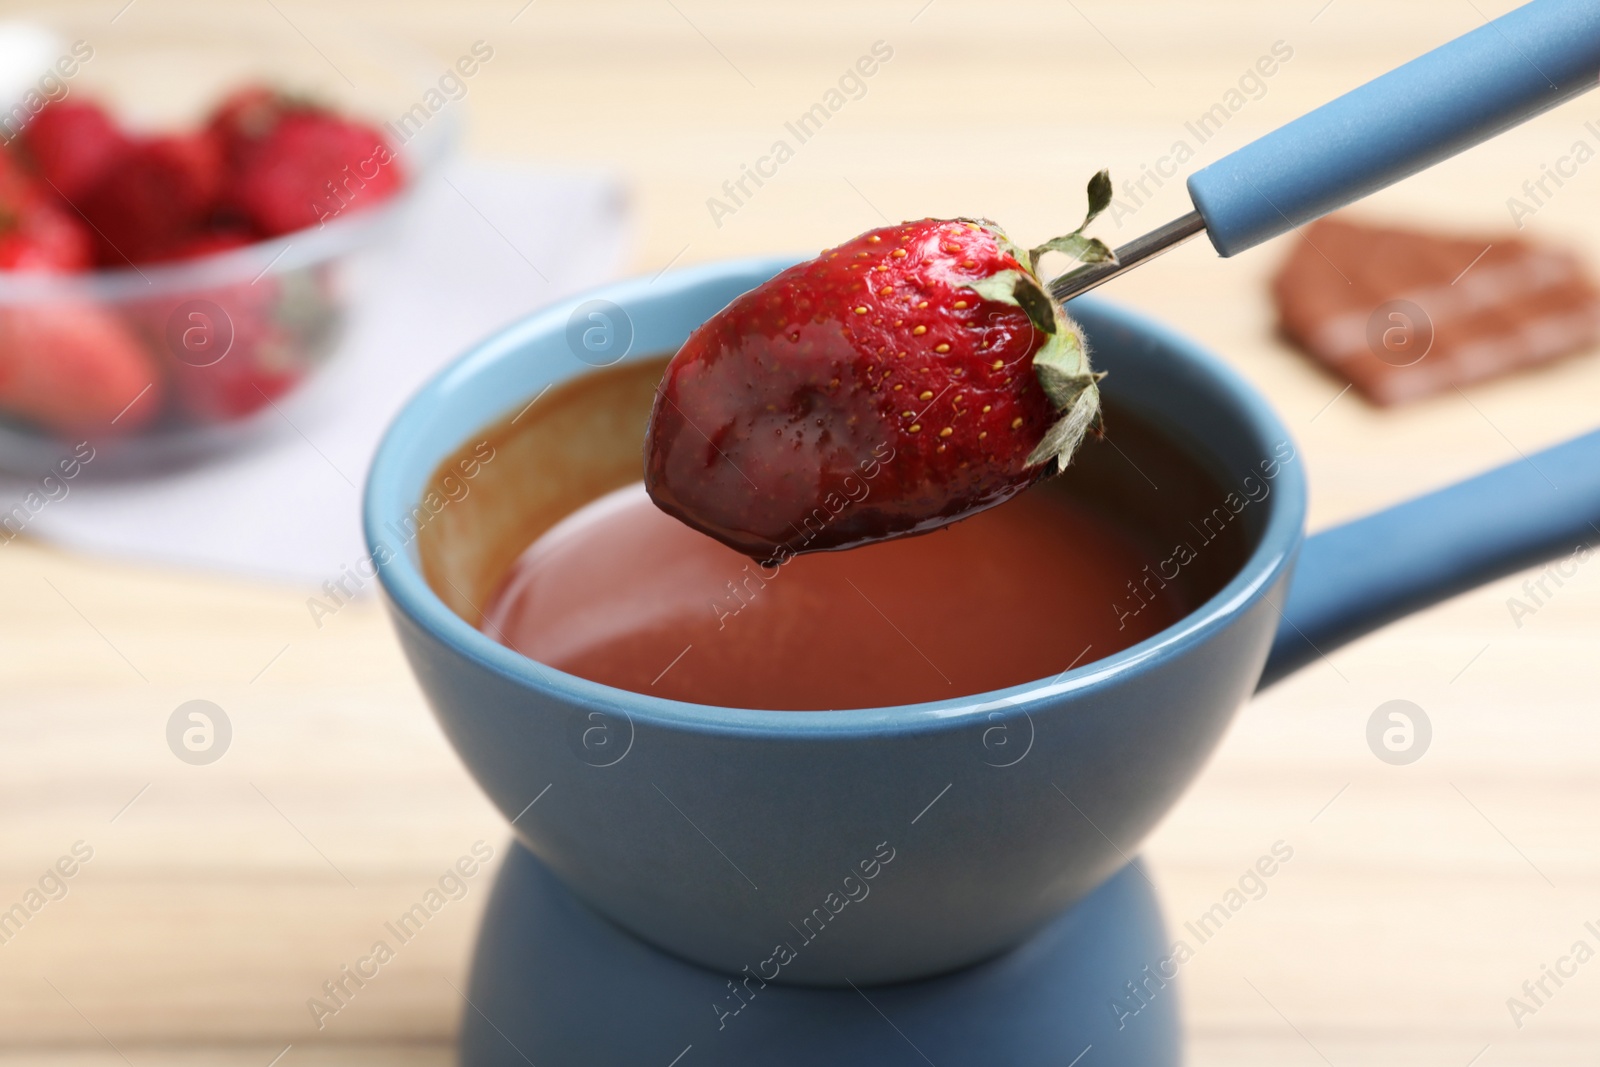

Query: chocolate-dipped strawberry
(646, 173), (1115, 559)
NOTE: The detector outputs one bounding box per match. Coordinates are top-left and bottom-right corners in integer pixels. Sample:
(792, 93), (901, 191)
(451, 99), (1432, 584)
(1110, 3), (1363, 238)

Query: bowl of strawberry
(0, 85), (430, 472)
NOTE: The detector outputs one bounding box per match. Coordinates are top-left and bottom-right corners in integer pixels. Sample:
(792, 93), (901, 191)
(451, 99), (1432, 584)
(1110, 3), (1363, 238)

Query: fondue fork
(1049, 0), (1600, 303)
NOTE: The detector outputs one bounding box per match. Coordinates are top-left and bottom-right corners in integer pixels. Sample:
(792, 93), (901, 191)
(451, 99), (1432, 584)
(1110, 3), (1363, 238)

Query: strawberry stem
(1027, 170), (1117, 275)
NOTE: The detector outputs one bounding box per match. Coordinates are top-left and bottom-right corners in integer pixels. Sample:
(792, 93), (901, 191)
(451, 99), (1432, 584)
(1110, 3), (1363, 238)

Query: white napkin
(0, 21), (60, 114)
(1, 159), (631, 584)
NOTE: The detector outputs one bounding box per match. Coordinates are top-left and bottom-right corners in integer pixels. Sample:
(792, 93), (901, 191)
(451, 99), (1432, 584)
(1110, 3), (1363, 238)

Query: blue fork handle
(1189, 0), (1600, 257)
(1260, 428), (1600, 689)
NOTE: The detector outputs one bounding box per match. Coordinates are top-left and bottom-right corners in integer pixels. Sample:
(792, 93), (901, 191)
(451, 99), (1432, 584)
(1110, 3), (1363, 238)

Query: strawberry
(204, 85), (290, 169)
(646, 173), (1115, 559)
(0, 149), (92, 272)
(18, 100), (132, 203)
(0, 303), (161, 432)
(0, 149), (158, 432)
(78, 133), (224, 266)
(126, 263), (339, 423)
(227, 109), (403, 237)
(0, 200), (92, 272)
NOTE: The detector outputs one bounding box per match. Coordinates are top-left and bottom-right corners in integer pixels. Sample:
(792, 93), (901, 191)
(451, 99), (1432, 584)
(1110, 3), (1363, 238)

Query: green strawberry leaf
(1083, 169), (1113, 228)
(965, 270), (1024, 307)
(1011, 275), (1059, 338)
(966, 270), (1058, 337)
(1025, 376), (1102, 472)
(1031, 325), (1099, 409)
(1026, 234), (1115, 274)
(1025, 251), (1105, 473)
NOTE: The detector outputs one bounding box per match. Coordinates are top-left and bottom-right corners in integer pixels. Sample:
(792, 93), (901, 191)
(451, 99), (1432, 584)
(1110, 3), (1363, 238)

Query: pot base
(461, 842), (1180, 1066)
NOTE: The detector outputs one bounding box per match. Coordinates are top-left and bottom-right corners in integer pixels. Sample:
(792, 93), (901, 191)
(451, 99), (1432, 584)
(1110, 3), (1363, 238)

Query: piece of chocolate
(1271, 216), (1600, 405)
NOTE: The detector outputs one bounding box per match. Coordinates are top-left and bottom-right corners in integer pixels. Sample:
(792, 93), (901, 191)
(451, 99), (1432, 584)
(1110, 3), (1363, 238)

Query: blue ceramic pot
(365, 257), (1600, 986)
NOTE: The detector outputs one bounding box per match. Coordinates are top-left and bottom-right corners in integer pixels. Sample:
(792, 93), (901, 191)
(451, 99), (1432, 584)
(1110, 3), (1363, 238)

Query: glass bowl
(0, 5), (457, 475)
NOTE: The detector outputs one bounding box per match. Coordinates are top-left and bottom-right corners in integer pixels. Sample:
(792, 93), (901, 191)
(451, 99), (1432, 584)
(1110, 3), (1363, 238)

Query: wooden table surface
(4, 1), (1599, 1063)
